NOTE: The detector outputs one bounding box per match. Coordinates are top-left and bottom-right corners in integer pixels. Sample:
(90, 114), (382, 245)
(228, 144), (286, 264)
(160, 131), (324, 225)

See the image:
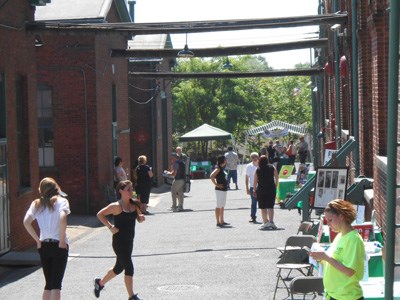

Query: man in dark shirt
(166, 153), (185, 212)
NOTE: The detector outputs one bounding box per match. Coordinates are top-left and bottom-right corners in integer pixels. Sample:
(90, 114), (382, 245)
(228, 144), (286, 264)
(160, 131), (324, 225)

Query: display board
(313, 167), (348, 208)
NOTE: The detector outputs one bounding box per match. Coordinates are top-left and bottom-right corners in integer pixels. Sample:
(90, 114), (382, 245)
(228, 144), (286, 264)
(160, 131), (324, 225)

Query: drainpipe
(334, 0), (342, 148)
(128, 1), (136, 22)
(385, 2), (399, 298)
(352, 0), (360, 177)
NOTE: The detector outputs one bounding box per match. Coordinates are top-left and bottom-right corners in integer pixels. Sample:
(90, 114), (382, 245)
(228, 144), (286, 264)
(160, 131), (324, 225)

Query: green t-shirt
(323, 230), (365, 299)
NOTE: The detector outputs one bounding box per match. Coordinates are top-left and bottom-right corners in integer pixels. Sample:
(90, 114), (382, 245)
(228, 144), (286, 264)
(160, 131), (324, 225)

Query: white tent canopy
(245, 120), (310, 137)
(243, 120), (311, 159)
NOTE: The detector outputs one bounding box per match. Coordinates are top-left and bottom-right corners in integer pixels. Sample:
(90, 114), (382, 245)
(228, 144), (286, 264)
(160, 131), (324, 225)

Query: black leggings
(38, 242), (68, 290)
(112, 236), (134, 276)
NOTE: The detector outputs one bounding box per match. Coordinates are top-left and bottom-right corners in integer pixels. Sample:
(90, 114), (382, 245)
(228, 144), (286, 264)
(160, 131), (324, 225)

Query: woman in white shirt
(23, 177), (70, 300)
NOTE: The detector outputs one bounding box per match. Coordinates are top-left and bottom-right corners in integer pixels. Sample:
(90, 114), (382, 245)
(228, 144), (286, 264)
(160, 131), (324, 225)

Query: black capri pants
(38, 241), (69, 290)
(112, 235), (134, 276)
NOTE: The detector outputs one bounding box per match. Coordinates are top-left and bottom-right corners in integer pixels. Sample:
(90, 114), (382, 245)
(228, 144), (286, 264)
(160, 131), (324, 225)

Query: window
(37, 85), (54, 167)
(16, 75), (31, 187)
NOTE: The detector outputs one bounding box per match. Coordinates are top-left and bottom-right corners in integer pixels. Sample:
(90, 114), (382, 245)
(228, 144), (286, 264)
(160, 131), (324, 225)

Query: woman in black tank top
(210, 155), (230, 227)
(94, 180), (145, 300)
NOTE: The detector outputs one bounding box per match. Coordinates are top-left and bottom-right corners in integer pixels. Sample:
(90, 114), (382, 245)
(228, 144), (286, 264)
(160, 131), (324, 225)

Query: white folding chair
(273, 235), (316, 299)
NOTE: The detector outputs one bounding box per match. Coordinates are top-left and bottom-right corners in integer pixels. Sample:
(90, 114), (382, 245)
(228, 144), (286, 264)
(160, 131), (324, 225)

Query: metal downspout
(385, 2), (399, 298)
(352, 0), (360, 177)
(310, 49), (319, 167)
(334, 0), (342, 148)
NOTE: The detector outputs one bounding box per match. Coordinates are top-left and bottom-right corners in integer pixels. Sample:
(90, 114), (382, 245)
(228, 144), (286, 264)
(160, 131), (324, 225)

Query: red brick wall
(0, 1), (41, 250)
(322, 0), (391, 239)
(37, 3), (130, 214)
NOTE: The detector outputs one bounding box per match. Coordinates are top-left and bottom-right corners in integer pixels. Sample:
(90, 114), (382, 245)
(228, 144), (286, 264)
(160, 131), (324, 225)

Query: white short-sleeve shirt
(245, 163), (258, 188)
(26, 197), (71, 243)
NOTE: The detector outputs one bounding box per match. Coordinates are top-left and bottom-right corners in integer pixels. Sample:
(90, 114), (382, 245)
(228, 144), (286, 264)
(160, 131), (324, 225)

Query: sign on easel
(313, 167), (349, 208)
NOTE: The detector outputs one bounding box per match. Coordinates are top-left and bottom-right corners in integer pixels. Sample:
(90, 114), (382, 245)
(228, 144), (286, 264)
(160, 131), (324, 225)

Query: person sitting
(296, 164), (309, 185)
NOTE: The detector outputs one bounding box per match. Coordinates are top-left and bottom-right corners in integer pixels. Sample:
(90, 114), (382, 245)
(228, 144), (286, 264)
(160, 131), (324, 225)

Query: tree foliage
(171, 56), (313, 155)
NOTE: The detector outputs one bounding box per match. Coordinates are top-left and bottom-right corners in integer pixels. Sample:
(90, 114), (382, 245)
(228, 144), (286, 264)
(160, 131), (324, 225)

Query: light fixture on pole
(177, 33), (194, 58)
(223, 57), (233, 69)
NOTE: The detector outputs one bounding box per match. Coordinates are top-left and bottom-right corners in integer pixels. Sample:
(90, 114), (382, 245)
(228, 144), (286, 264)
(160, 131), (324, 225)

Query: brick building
(33, 0), (132, 214)
(0, 0), (44, 253)
(320, 0), (393, 237)
(128, 35), (174, 186)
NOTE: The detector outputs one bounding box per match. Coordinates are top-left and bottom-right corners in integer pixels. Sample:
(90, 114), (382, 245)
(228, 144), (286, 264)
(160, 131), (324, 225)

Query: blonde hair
(38, 177), (60, 210)
(138, 155), (147, 165)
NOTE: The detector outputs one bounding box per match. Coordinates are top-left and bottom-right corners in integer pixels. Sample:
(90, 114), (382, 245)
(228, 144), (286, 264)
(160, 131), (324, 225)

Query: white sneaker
(269, 222), (277, 229)
(261, 222), (272, 229)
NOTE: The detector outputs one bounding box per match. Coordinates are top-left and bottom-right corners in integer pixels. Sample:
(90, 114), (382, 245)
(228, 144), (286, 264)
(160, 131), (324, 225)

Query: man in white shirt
(225, 146), (240, 190)
(245, 152), (259, 223)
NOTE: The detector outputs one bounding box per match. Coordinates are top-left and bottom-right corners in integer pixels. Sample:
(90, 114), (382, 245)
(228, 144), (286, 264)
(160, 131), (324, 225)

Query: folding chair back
(290, 276), (324, 299)
(297, 221), (313, 235)
(285, 235), (316, 249)
(273, 235), (317, 299)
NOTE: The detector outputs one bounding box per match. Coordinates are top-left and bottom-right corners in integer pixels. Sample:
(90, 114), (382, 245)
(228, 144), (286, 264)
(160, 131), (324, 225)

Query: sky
(133, 0), (320, 69)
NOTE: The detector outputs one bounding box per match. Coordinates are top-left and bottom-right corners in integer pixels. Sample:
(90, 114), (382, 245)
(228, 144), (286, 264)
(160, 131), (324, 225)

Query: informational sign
(313, 167), (348, 208)
(324, 149), (337, 164)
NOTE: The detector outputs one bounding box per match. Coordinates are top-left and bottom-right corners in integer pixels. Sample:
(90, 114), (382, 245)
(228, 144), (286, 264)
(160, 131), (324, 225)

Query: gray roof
(35, 0), (131, 22)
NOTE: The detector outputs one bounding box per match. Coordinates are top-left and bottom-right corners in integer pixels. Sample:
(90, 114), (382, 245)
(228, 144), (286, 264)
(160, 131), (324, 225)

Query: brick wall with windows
(0, 0), (41, 250)
(36, 3), (129, 213)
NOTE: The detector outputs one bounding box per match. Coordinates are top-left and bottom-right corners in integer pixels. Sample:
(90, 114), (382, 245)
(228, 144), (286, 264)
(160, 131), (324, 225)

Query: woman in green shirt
(310, 199), (365, 300)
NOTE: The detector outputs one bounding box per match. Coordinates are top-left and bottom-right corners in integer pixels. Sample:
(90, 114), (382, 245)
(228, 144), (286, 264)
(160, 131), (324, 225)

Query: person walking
(224, 146), (240, 190)
(309, 199), (365, 300)
(165, 152), (186, 212)
(134, 155), (153, 214)
(286, 140), (296, 167)
(210, 155), (230, 227)
(297, 136), (309, 164)
(245, 152), (259, 223)
(23, 177), (70, 300)
(114, 156), (128, 189)
(94, 180), (145, 300)
(253, 155), (279, 230)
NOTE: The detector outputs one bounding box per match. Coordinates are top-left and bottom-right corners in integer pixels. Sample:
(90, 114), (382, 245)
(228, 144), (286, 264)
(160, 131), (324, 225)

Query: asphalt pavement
(0, 167), (322, 300)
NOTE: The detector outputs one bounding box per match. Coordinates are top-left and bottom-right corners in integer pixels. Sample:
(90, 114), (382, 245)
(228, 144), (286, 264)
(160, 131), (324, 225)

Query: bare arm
(210, 168), (223, 189)
(23, 214), (41, 249)
(253, 172), (258, 196)
(59, 211), (68, 249)
(245, 175), (250, 195)
(97, 203), (121, 234)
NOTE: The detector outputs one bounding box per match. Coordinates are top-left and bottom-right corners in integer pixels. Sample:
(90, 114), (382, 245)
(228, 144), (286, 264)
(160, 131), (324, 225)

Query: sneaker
(235, 184), (239, 190)
(177, 207), (183, 212)
(94, 277), (104, 298)
(249, 217), (256, 223)
(260, 222), (272, 229)
(269, 222), (278, 229)
(128, 294), (142, 300)
(169, 207), (177, 212)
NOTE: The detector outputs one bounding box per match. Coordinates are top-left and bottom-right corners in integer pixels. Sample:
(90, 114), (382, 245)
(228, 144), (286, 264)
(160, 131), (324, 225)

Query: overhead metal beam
(26, 13), (347, 34)
(113, 38), (327, 58)
(129, 68), (324, 79)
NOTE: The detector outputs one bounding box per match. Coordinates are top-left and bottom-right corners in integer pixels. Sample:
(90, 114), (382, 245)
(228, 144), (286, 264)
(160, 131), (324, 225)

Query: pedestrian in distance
(114, 156), (128, 189)
(134, 155), (153, 214)
(210, 155), (230, 228)
(23, 177), (70, 300)
(224, 146), (240, 190)
(245, 152), (259, 223)
(94, 180), (145, 300)
(253, 155), (279, 230)
(165, 152), (186, 212)
(309, 199), (365, 300)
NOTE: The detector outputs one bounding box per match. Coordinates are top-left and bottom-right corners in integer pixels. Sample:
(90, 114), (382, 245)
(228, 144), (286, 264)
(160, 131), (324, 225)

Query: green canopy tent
(179, 123), (233, 142)
(179, 123), (235, 160)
